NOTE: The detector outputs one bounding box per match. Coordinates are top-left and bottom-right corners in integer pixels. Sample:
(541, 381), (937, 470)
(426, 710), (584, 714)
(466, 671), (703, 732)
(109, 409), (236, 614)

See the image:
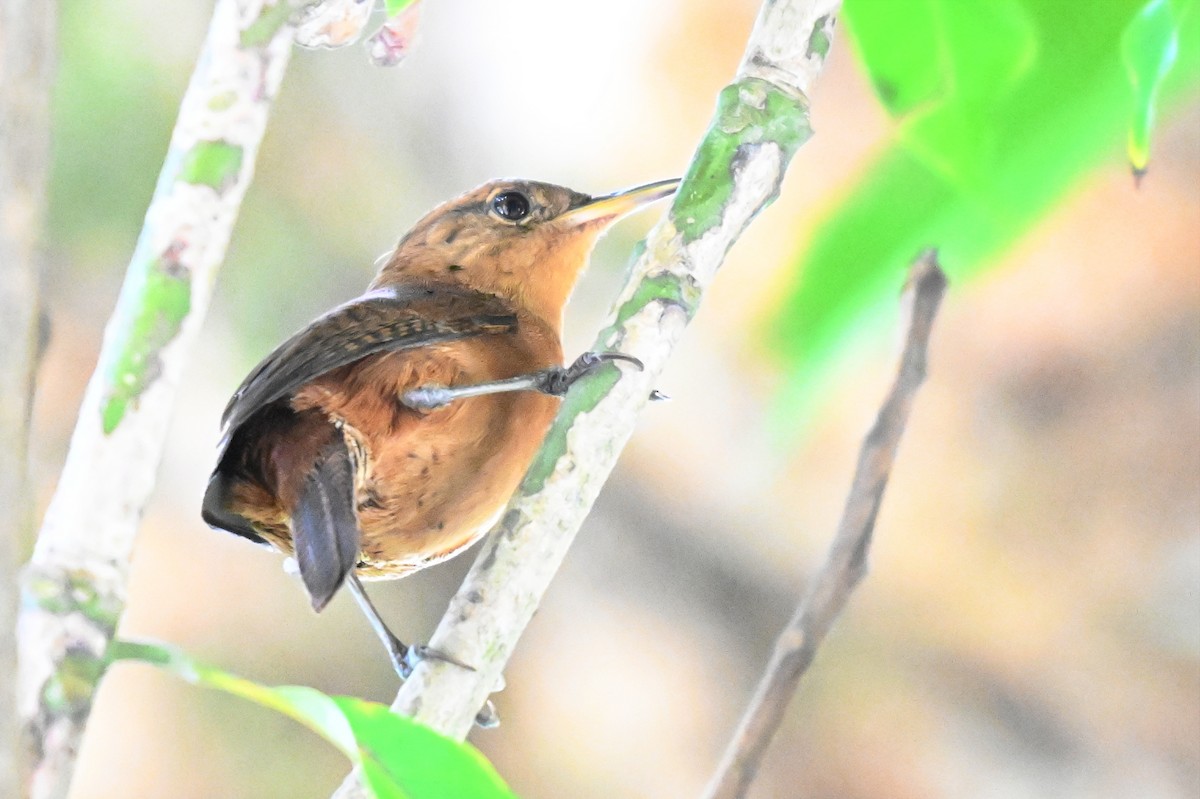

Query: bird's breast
(294, 334), (562, 577)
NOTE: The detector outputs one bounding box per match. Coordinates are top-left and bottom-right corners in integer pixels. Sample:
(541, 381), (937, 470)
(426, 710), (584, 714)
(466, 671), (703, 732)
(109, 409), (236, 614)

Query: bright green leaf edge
(1122, 0), (1186, 174)
(109, 640), (518, 799)
(385, 0), (419, 18)
(764, 0), (1200, 430)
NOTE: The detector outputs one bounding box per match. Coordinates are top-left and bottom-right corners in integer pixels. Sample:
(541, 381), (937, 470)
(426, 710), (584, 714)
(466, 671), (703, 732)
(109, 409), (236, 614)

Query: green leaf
(110, 640), (517, 799)
(766, 0), (1200, 418)
(1122, 0), (1185, 176)
(385, 0), (419, 17)
(331, 697), (517, 799)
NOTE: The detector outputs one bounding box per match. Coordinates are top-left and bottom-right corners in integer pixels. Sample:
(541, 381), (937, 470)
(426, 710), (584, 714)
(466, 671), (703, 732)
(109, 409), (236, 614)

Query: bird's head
(374, 177), (679, 327)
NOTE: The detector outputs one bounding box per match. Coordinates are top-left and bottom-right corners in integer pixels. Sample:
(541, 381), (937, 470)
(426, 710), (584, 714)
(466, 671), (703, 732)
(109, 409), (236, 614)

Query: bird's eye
(492, 191), (531, 221)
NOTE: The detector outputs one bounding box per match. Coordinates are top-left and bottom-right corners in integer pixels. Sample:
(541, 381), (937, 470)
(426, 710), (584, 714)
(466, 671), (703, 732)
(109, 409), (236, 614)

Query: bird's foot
(385, 634), (498, 729)
(536, 351), (644, 397)
(384, 633), (475, 680)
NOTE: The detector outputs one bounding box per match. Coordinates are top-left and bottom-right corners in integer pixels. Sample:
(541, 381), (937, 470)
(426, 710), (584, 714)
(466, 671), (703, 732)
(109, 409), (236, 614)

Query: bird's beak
(562, 178), (680, 227)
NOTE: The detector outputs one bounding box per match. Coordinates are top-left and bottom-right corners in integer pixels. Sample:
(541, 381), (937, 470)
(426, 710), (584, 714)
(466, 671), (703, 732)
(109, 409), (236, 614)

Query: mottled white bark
(16, 3), (296, 798)
(334, 1), (843, 794)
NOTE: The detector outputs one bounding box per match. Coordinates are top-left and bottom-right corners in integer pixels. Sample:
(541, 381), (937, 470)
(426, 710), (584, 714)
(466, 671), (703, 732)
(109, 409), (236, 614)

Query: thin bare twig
(702, 251), (948, 799)
(333, 1), (842, 794)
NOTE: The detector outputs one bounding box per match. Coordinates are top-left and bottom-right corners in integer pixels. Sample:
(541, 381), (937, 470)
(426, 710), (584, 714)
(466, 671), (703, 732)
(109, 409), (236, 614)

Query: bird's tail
(293, 435), (361, 612)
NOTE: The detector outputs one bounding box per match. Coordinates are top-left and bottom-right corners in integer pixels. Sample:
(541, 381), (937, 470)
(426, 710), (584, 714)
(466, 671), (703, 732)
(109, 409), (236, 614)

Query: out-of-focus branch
(293, 0), (424, 67)
(15, 3), (298, 798)
(294, 0), (372, 48)
(0, 2), (56, 796)
(334, 1), (842, 794)
(702, 252), (948, 799)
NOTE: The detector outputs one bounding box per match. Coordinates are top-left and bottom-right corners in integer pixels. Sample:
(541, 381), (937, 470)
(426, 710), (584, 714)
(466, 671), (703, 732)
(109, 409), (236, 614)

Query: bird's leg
(347, 575), (501, 728)
(401, 351), (645, 411)
(346, 574), (473, 679)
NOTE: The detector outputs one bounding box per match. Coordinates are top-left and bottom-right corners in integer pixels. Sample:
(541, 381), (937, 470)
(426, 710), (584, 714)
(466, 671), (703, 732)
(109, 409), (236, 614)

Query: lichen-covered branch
(701, 252), (947, 799)
(334, 3), (842, 793)
(16, 3), (297, 797)
(0, 2), (56, 796)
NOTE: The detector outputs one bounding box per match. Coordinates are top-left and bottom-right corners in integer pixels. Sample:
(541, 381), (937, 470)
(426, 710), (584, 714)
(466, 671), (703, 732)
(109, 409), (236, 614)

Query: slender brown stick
(702, 251), (948, 799)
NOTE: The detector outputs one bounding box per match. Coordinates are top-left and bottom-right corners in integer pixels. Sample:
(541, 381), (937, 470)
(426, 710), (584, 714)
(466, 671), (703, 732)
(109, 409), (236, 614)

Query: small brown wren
(203, 177), (678, 676)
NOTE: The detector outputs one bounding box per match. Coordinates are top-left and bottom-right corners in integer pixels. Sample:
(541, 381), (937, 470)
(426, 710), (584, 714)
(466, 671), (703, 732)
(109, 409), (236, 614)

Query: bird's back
(204, 290), (563, 585)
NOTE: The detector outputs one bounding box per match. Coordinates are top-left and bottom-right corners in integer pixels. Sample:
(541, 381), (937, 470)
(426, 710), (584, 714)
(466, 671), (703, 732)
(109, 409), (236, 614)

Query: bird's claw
(389, 640), (495, 728)
(387, 636), (475, 680)
(540, 351), (644, 396)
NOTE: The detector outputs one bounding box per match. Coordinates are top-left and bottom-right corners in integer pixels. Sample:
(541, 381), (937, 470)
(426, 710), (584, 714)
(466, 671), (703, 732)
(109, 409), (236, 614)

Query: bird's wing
(220, 283), (518, 437)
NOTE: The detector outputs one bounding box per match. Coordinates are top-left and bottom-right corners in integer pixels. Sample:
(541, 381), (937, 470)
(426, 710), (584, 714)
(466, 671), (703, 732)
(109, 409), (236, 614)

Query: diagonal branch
(15, 3), (300, 798)
(702, 250), (948, 799)
(335, 1), (843, 794)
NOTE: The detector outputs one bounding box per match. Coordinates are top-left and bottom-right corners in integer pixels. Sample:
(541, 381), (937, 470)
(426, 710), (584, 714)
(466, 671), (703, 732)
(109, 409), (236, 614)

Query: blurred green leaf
(385, 0), (419, 17)
(110, 640), (518, 799)
(1122, 0), (1185, 176)
(766, 0), (1200, 416)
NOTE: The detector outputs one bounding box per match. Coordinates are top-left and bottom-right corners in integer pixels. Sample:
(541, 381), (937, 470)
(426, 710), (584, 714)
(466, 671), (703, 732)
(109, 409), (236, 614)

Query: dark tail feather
(202, 470), (268, 546)
(294, 439), (361, 612)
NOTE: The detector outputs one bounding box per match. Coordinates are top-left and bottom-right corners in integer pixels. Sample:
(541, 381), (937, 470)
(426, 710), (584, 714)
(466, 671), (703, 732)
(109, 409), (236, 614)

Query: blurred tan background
(29, 1), (1200, 797)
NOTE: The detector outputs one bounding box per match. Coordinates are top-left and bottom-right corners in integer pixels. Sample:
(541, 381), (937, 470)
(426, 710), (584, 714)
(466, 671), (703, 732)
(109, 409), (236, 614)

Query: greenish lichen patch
(807, 15), (833, 59)
(207, 90), (238, 112)
(596, 272), (702, 349)
(23, 566), (124, 631)
(23, 566), (124, 718)
(674, 77), (813, 243)
(240, 0), (295, 47)
(521, 366), (622, 494)
(179, 139), (244, 194)
(42, 650), (107, 716)
(100, 248), (192, 434)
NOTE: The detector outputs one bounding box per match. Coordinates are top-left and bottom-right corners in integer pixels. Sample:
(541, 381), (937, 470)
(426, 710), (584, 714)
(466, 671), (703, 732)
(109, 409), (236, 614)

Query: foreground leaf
(109, 640), (517, 799)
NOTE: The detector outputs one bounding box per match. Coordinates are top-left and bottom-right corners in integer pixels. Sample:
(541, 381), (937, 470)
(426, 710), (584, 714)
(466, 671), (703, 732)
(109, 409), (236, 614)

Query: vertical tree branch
(0, 2), (56, 797)
(702, 252), (948, 799)
(335, 2), (842, 794)
(15, 3), (298, 797)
